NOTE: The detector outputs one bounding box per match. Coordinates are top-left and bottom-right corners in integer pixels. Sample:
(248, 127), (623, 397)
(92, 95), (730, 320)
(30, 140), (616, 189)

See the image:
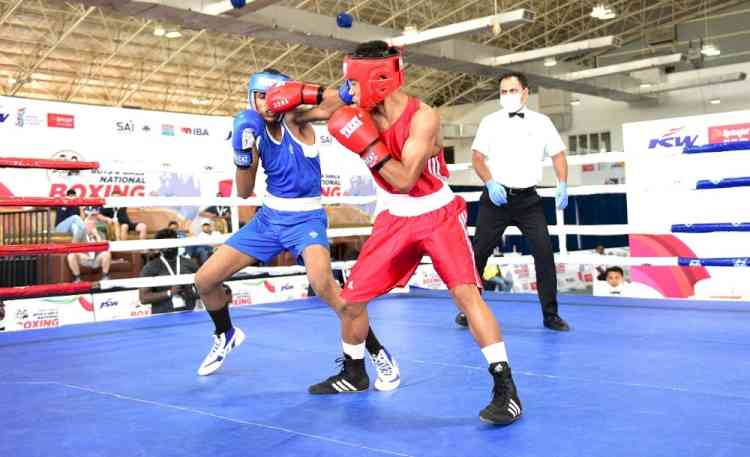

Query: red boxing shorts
(341, 196), (482, 303)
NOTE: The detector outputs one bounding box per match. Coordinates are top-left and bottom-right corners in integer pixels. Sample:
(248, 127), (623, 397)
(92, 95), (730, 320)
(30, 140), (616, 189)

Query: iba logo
(180, 127), (209, 136)
(648, 127), (699, 149)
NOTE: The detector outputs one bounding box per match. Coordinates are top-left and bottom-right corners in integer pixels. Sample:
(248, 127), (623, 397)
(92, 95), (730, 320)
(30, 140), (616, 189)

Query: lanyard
(159, 255), (181, 276)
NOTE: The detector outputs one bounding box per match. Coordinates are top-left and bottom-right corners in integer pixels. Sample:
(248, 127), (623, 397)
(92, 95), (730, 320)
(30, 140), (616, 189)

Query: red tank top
(373, 97), (449, 197)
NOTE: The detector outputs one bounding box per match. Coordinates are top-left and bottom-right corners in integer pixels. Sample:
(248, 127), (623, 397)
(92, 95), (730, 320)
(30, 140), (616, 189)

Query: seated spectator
(66, 220), (111, 282)
(139, 228), (199, 314)
(199, 195), (231, 232)
(101, 189), (147, 241)
(168, 220), (187, 237)
(54, 189), (85, 241)
(190, 219), (216, 266)
(483, 263), (514, 292)
(81, 205), (111, 239)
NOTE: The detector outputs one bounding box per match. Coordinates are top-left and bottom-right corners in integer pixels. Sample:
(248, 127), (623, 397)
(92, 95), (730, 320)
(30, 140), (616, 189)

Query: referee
(456, 71), (570, 331)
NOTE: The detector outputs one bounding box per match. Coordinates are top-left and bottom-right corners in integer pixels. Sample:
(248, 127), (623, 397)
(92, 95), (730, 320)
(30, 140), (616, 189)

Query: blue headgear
(247, 71), (290, 111)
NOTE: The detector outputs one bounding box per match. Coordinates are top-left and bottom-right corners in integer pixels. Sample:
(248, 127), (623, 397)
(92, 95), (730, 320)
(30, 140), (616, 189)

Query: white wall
(439, 61), (750, 186)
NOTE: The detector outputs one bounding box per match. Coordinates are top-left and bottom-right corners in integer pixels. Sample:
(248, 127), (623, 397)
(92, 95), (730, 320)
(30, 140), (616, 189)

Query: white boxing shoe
(368, 348), (401, 391)
(197, 327), (245, 376)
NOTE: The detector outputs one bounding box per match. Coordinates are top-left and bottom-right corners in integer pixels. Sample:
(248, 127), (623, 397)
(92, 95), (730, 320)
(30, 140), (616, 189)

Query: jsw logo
(648, 127), (699, 149)
(340, 115), (363, 139)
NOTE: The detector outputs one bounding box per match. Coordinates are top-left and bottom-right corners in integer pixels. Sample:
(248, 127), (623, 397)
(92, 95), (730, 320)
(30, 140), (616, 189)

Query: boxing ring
(1, 147), (750, 456)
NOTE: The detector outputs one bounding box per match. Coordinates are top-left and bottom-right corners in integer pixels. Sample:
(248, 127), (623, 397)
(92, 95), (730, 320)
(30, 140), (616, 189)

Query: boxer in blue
(194, 69), (400, 392)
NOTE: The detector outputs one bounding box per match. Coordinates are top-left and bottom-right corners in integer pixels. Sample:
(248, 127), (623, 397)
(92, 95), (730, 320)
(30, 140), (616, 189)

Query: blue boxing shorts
(225, 206), (329, 264)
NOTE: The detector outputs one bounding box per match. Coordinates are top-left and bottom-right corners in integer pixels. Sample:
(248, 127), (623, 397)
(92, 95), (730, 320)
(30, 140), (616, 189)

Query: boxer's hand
(266, 81), (324, 113)
(338, 80), (353, 105)
(232, 110), (264, 169)
(328, 106), (391, 169)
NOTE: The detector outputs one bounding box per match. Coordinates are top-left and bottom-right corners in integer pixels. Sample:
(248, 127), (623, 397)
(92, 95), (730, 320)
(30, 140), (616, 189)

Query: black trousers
(473, 188), (558, 316)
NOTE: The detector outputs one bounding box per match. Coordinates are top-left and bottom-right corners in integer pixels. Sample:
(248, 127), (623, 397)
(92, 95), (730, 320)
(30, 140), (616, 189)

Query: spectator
(54, 189), (86, 241)
(594, 244), (607, 280)
(483, 263), (514, 292)
(168, 220), (187, 237)
(191, 219), (216, 266)
(81, 205), (111, 239)
(66, 220), (111, 282)
(605, 266), (625, 289)
(101, 189), (148, 241)
(139, 228), (199, 314)
(199, 194), (231, 232)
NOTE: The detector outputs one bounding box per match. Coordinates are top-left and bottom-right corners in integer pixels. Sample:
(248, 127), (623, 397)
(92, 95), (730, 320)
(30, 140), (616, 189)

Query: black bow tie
(509, 112), (525, 119)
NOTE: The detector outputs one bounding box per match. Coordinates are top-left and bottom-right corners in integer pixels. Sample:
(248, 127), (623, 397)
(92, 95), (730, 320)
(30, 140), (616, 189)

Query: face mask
(500, 93), (523, 113)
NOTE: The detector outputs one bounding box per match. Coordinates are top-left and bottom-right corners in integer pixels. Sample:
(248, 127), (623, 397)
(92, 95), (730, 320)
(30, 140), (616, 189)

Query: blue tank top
(258, 120), (321, 198)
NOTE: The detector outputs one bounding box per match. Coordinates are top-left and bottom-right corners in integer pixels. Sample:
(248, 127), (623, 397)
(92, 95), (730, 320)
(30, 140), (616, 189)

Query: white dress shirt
(472, 106), (565, 188)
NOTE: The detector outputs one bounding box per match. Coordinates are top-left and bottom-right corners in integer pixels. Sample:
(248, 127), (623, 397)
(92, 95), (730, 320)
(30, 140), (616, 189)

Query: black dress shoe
(543, 314), (570, 331)
(455, 312), (468, 327)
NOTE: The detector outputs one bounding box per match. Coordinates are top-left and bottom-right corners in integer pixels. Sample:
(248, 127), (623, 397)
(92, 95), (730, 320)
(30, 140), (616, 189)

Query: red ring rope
(0, 282), (93, 300)
(0, 197), (105, 207)
(0, 157), (99, 170)
(0, 242), (109, 257)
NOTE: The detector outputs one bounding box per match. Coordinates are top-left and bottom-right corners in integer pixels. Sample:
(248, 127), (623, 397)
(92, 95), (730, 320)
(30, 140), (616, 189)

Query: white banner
(623, 109), (750, 300)
(226, 275), (310, 306)
(0, 96), (378, 228)
(2, 293), (95, 332)
(93, 289), (152, 322)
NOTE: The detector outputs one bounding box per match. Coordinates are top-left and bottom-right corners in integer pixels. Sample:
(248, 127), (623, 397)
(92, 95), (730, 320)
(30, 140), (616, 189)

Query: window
(569, 131), (612, 154)
(568, 135), (578, 155)
(443, 146), (455, 164)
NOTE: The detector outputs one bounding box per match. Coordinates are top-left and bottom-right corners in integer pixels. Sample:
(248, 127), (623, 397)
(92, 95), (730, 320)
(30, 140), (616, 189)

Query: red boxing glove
(266, 81), (323, 113)
(328, 106), (391, 169)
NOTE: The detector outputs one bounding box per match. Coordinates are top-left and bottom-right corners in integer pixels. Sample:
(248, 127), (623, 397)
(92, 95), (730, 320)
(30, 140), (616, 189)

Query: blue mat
(1, 291), (749, 457)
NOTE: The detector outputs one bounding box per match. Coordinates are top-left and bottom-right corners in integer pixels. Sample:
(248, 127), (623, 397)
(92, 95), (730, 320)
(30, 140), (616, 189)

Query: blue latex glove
(232, 110), (265, 169)
(338, 80), (353, 105)
(486, 180), (507, 206)
(555, 181), (568, 210)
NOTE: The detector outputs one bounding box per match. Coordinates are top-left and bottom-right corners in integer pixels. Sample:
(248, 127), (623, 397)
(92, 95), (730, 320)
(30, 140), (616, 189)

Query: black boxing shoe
(543, 314), (570, 331)
(479, 362), (523, 425)
(309, 354), (369, 394)
(455, 312), (468, 327)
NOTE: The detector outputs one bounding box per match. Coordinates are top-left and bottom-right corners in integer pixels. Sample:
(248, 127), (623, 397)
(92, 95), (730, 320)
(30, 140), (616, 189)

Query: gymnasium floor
(1, 290), (749, 457)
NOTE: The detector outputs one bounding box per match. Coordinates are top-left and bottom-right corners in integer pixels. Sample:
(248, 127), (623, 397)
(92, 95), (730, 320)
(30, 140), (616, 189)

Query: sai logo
(648, 127), (699, 149)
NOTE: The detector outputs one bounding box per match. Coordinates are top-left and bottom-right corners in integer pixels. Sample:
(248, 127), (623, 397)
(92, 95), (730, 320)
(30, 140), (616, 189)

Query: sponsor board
(708, 122), (750, 144)
(226, 275), (310, 306)
(93, 290), (152, 322)
(3, 294), (94, 332)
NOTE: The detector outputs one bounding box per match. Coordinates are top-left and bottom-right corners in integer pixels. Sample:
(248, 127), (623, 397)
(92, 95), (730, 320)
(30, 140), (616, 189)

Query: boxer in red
(311, 41), (522, 425)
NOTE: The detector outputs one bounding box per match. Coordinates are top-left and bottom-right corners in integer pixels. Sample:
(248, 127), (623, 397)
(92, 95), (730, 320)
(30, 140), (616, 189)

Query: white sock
(342, 340), (365, 360)
(481, 342), (509, 365)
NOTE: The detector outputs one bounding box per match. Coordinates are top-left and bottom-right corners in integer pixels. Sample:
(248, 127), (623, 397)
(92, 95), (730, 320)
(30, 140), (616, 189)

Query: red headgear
(343, 52), (405, 111)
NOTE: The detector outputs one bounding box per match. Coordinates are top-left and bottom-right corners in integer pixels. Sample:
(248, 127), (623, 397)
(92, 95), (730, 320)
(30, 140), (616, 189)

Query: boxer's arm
(289, 87), (346, 125)
(378, 108), (440, 194)
(235, 148), (260, 199)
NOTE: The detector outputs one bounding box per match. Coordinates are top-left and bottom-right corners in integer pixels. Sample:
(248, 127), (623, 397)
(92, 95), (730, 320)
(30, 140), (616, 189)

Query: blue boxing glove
(338, 80), (353, 105)
(486, 180), (507, 206)
(555, 181), (568, 210)
(232, 110), (264, 169)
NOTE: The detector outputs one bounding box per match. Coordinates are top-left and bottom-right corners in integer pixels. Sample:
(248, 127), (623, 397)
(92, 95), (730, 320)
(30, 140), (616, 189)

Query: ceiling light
(8, 77), (17, 84)
(153, 26), (165, 37)
(701, 43), (721, 57)
(639, 83), (652, 89)
(165, 30), (182, 39)
(571, 99), (582, 106)
(543, 57), (557, 67)
(709, 98), (721, 105)
(590, 4), (616, 20)
(403, 24), (419, 35)
(191, 98), (211, 106)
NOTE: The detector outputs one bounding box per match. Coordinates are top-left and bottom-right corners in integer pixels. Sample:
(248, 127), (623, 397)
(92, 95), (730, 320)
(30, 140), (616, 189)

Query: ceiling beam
(118, 29), (206, 106)
(0, 0), (24, 29)
(558, 53), (684, 81)
(10, 5), (96, 96)
(73, 1), (648, 103)
(479, 36), (621, 67)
